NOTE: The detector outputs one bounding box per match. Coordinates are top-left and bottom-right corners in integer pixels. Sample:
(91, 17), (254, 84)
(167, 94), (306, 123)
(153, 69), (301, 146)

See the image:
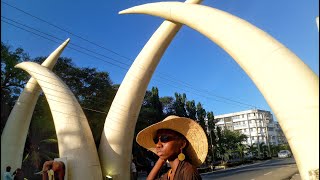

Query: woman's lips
(157, 151), (163, 156)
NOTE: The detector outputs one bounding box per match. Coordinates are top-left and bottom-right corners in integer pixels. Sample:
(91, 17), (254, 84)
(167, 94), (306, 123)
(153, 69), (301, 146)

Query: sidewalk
(138, 160), (300, 180)
(289, 173), (301, 180)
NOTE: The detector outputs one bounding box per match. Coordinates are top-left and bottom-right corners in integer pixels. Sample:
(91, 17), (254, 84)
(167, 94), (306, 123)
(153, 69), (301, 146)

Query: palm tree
(269, 144), (280, 157)
(236, 144), (248, 161)
(23, 138), (59, 170)
(22, 97), (59, 178)
(258, 142), (268, 158)
(247, 144), (258, 158)
(222, 149), (233, 164)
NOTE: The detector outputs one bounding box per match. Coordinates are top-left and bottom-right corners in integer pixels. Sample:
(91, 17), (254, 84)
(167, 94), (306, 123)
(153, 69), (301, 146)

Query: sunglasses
(153, 135), (178, 144)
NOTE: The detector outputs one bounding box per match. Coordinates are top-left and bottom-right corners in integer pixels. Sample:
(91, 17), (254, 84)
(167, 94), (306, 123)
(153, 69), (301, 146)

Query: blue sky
(1, 0), (319, 118)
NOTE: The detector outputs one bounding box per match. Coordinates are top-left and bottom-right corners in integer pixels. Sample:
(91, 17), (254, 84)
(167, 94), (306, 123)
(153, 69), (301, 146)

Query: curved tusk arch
(14, 62), (103, 180)
(120, 2), (319, 180)
(1, 39), (69, 176)
(98, 0), (202, 178)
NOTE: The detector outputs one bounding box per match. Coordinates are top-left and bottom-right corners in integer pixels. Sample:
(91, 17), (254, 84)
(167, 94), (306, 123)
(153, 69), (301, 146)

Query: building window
(233, 115), (238, 119)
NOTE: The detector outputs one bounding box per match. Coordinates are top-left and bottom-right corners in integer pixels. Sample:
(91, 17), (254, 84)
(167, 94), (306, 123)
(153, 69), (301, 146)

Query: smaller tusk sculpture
(15, 62), (103, 180)
(1, 39), (69, 176)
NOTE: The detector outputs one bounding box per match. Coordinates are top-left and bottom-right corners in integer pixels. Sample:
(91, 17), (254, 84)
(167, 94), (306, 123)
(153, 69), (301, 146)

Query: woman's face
(154, 129), (186, 161)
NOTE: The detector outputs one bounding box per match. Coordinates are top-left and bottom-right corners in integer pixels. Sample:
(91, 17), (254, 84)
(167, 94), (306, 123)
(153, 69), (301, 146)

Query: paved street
(138, 158), (298, 180)
(202, 158), (297, 180)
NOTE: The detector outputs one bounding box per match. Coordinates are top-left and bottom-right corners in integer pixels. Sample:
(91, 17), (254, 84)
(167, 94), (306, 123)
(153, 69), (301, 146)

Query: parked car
(278, 150), (292, 158)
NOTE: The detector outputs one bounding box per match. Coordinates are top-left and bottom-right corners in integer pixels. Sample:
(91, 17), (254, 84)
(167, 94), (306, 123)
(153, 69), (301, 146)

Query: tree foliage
(173, 93), (187, 117)
(207, 111), (217, 162)
(33, 57), (116, 146)
(2, 42), (281, 177)
(160, 96), (175, 116)
(196, 102), (206, 132)
(186, 100), (196, 120)
(216, 129), (248, 162)
(135, 87), (164, 135)
(1, 43), (29, 133)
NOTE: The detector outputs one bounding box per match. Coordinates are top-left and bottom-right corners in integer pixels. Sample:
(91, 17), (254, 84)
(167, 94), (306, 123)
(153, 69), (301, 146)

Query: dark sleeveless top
(156, 161), (202, 180)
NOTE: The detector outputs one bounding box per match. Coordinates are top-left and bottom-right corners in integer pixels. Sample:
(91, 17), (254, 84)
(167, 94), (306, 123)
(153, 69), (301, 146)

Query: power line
(1, 3), (260, 110)
(1, 1), (131, 63)
(2, 18), (259, 111)
(10, 65), (257, 119)
(0, 1), (256, 108)
(1, 19), (130, 71)
(1, 18), (258, 110)
(1, 16), (132, 68)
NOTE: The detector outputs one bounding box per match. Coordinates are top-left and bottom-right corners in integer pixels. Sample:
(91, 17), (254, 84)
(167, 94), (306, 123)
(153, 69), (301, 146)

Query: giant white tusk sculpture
(1, 39), (70, 177)
(119, 2), (319, 180)
(14, 62), (103, 180)
(98, 0), (202, 179)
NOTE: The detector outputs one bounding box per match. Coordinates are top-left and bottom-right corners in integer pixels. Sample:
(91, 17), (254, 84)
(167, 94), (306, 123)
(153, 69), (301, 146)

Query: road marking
(264, 171), (272, 175)
(250, 179), (255, 180)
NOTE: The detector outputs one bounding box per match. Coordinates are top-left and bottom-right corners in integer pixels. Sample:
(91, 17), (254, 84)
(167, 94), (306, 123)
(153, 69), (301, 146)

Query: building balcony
(233, 124), (248, 129)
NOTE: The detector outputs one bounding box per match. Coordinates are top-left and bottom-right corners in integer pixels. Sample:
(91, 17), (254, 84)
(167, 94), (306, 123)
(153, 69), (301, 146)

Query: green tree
(196, 102), (206, 131)
(216, 129), (248, 162)
(269, 144), (279, 157)
(216, 126), (224, 160)
(160, 96), (175, 116)
(22, 95), (59, 178)
(207, 111), (217, 162)
(257, 142), (269, 158)
(133, 87), (165, 171)
(33, 57), (116, 146)
(173, 93), (187, 117)
(1, 42), (29, 133)
(236, 144), (248, 161)
(149, 87), (163, 122)
(186, 100), (196, 120)
(135, 87), (164, 134)
(247, 144), (258, 157)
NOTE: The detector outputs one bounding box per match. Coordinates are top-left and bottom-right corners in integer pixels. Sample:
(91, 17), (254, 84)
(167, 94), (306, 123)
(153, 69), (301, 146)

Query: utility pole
(210, 130), (215, 163)
(256, 121), (261, 158)
(263, 113), (271, 157)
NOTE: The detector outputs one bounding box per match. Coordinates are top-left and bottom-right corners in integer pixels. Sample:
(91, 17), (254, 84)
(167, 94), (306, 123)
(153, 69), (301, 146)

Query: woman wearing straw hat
(136, 115), (208, 180)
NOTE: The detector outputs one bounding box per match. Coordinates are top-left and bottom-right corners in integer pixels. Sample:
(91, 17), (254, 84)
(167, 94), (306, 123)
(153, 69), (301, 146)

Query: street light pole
(263, 113), (271, 157)
(255, 118), (261, 159)
(210, 130), (215, 163)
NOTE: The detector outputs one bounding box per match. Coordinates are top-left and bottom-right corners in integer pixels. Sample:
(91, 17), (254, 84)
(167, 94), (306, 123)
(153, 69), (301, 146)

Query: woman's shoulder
(180, 161), (198, 171)
(177, 161), (201, 179)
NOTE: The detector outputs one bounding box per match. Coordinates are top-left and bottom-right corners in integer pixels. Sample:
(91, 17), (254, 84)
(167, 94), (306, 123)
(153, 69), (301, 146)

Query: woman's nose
(156, 140), (162, 147)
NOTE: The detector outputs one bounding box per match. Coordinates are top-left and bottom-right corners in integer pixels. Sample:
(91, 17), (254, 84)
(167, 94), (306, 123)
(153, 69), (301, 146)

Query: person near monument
(13, 168), (24, 180)
(42, 160), (65, 180)
(136, 115), (208, 180)
(131, 159), (137, 180)
(3, 166), (14, 180)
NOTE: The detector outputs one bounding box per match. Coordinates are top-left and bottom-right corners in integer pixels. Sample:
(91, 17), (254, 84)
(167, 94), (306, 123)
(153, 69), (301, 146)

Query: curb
(200, 159), (272, 175)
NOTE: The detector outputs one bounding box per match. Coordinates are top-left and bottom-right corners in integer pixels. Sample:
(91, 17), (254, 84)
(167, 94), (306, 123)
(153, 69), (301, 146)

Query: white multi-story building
(214, 109), (287, 146)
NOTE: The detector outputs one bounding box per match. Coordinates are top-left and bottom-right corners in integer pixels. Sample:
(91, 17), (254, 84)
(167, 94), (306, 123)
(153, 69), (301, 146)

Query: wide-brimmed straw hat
(136, 115), (208, 167)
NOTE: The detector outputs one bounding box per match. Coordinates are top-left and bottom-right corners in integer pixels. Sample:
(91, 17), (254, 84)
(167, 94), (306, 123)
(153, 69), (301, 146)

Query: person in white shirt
(131, 161), (137, 180)
(3, 166), (14, 180)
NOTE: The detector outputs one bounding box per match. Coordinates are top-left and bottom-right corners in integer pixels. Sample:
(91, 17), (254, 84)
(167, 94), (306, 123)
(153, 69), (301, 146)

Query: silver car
(278, 150), (292, 158)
